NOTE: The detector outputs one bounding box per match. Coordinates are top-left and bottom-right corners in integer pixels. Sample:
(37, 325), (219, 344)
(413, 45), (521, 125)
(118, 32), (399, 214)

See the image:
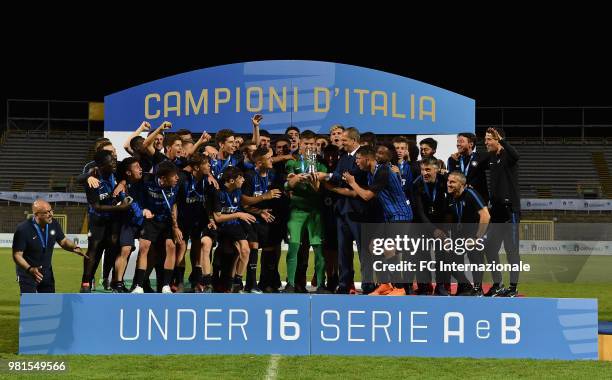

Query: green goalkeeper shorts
(287, 208), (323, 245)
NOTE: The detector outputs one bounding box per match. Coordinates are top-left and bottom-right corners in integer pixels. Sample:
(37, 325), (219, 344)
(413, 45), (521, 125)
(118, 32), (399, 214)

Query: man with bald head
(12, 199), (87, 293)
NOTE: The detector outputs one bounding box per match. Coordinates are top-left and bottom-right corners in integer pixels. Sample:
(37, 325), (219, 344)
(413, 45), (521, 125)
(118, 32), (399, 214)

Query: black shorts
(246, 222), (272, 247)
(201, 225), (218, 241)
(218, 222), (249, 243)
(17, 267), (55, 293)
(88, 214), (120, 247)
(266, 220), (287, 246)
(323, 235), (338, 250)
(323, 217), (338, 250)
(180, 222), (203, 243)
(141, 219), (173, 244)
(119, 223), (142, 248)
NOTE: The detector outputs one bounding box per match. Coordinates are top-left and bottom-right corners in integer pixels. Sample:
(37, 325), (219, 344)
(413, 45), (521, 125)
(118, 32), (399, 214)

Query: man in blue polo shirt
(13, 199), (87, 293)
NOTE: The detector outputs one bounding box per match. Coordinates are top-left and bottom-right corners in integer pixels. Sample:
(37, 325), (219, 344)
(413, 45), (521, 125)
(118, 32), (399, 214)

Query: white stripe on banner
(521, 198), (612, 211)
(0, 233), (89, 248)
(515, 240), (612, 256)
(2, 234), (611, 256)
(2, 192), (611, 210)
(0, 192), (87, 203)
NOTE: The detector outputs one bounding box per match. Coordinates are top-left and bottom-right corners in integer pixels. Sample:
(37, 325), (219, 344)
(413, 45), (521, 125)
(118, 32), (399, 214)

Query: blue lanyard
(455, 200), (464, 222)
(157, 178), (173, 212)
(220, 155), (233, 172)
(368, 164), (380, 186)
(255, 170), (269, 193)
(424, 180), (437, 202)
(399, 161), (412, 184)
(32, 220), (48, 250)
(224, 192), (238, 208)
(215, 155), (233, 179)
(189, 174), (203, 198)
(459, 153), (474, 176)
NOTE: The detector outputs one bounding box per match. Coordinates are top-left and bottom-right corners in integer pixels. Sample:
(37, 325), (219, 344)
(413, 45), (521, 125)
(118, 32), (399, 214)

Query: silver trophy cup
(305, 147), (318, 174)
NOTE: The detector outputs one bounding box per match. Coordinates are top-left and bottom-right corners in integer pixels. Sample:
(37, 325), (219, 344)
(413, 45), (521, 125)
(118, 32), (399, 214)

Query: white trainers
(131, 285), (144, 294)
(161, 285), (172, 294)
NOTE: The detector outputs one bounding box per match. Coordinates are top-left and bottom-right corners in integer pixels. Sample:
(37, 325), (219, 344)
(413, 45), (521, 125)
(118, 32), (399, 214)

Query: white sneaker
(248, 287), (263, 294)
(131, 285), (144, 294)
(161, 285), (172, 294)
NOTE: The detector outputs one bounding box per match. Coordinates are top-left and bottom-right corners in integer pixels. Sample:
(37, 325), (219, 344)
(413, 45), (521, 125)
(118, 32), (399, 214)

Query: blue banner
(310, 295), (598, 359)
(20, 294), (597, 359)
(104, 60), (474, 135)
(20, 294), (310, 355)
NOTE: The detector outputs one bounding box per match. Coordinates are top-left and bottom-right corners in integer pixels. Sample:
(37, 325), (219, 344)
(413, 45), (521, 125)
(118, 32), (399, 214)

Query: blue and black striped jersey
(367, 164), (413, 222)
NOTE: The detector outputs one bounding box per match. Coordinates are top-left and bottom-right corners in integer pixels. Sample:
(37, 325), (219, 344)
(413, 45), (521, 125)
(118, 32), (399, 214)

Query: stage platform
(600, 321), (612, 361)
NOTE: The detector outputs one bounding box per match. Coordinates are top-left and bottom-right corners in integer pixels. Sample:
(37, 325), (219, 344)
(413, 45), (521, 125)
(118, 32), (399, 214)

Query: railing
(6, 99), (103, 137)
(476, 106), (612, 141)
(520, 220), (555, 240)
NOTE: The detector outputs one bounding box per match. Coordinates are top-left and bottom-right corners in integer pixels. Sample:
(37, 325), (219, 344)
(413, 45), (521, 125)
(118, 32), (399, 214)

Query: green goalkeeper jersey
(285, 156), (327, 211)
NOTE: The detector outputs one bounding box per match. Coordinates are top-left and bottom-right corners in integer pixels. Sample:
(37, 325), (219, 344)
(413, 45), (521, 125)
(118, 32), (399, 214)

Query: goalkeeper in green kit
(284, 130), (330, 294)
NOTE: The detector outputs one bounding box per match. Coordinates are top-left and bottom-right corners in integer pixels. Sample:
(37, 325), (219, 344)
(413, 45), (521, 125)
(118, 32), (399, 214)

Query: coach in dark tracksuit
(322, 128), (374, 294)
(412, 158), (451, 295)
(483, 127), (521, 297)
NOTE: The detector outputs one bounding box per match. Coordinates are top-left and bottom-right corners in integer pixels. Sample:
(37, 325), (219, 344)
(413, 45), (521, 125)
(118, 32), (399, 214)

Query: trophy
(305, 147), (318, 174)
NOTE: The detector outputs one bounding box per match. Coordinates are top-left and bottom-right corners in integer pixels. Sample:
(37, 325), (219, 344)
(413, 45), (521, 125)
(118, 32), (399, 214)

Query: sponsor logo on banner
(518, 240), (612, 256)
(0, 192), (87, 203)
(521, 198), (612, 211)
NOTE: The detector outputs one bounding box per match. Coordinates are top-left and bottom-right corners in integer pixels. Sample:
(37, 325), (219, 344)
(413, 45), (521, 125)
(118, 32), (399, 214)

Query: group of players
(77, 115), (521, 297)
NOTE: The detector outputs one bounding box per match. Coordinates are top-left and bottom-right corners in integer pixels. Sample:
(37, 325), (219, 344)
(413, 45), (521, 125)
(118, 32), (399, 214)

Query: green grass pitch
(2, 248), (612, 378)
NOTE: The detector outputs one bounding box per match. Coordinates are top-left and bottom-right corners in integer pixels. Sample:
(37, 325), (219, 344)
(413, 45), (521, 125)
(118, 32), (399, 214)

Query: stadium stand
(0, 204), (87, 234)
(470, 139), (612, 199)
(2, 138), (611, 193)
(1, 100), (612, 233)
(0, 130), (99, 192)
(506, 143), (606, 199)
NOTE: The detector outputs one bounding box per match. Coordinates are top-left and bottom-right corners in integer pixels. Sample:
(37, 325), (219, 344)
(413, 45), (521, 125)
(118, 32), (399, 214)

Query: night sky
(2, 11), (611, 123)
